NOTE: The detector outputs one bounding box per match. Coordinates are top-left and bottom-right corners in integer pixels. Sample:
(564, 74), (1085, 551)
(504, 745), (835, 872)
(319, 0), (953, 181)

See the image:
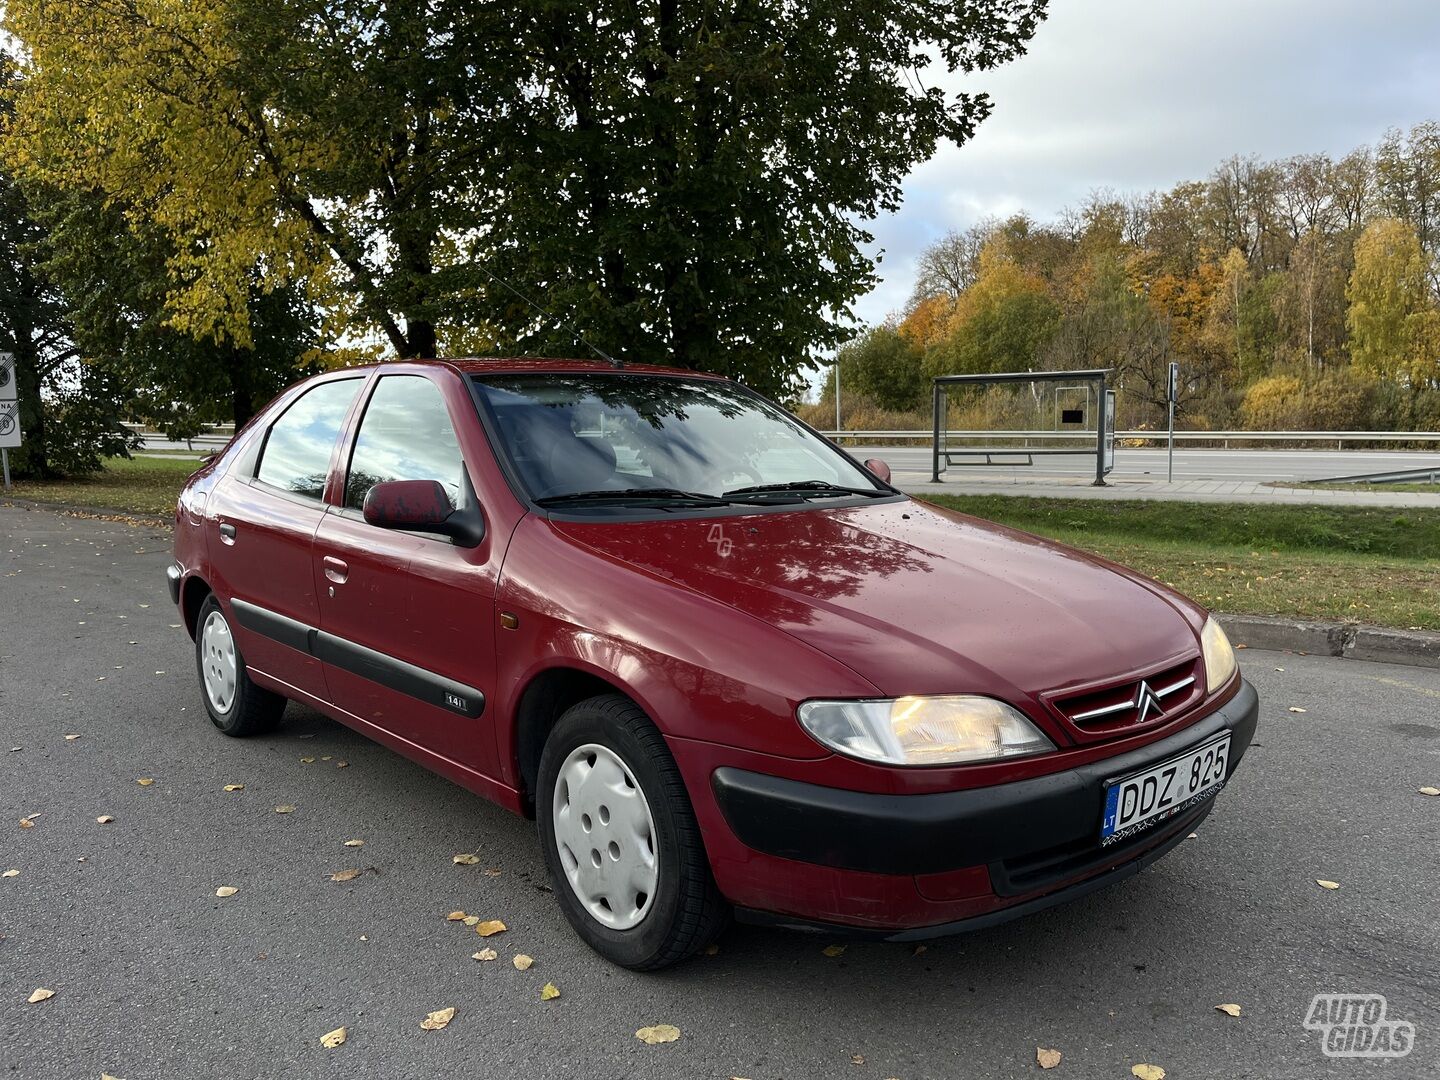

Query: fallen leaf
(1275, 666), (1285, 672)
(27, 988), (54, 1004)
(850, 1055), (865, 1066)
(320, 1026), (347, 1048)
(2, 869), (17, 878)
(343, 839), (364, 847)
(1420, 786), (1440, 797)
(453, 853), (480, 865)
(513, 954), (534, 971)
(335, 761), (349, 769)
(912, 944), (927, 956)
(635, 1024), (681, 1044)
(18, 818), (34, 829)
(446, 910), (467, 921)
(1215, 1003), (1242, 1017)
(136, 778), (155, 786)
(462, 915), (480, 926)
(330, 868), (362, 882)
(1317, 879), (1340, 890)
(96, 815), (115, 824)
(1131, 1066), (1166, 1080)
(475, 919), (507, 937)
(540, 982), (560, 1000)
(822, 944), (845, 957)
(1288, 706), (1307, 714)
(472, 948), (498, 961)
(300, 757), (315, 764)
(101, 1074), (125, 1080)
(419, 1007), (455, 1031)
(1037, 1047), (1062, 1069)
(215, 886), (238, 897)
(274, 805), (296, 814)
(64, 734), (81, 741)
(483, 867), (502, 877)
(321, 756), (333, 762)
(223, 784), (244, 792)
(704, 943), (720, 956)
(1186, 832), (1199, 839)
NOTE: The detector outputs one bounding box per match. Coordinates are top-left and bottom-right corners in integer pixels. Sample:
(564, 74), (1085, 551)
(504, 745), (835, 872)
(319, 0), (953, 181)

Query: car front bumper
(700, 677), (1258, 935)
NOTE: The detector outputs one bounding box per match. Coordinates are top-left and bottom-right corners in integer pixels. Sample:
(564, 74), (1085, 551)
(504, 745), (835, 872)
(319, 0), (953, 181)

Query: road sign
(0, 352), (15, 402)
(0, 400), (20, 448)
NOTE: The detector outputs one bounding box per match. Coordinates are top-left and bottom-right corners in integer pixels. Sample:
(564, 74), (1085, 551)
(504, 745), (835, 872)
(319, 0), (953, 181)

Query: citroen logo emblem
(1133, 680), (1164, 724)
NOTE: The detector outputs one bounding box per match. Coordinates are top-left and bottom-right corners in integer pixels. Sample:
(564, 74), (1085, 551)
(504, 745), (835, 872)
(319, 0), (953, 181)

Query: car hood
(548, 498), (1204, 700)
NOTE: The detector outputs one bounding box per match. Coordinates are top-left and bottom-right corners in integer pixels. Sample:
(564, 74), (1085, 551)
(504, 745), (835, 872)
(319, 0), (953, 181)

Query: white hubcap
(200, 610), (238, 715)
(551, 743), (659, 931)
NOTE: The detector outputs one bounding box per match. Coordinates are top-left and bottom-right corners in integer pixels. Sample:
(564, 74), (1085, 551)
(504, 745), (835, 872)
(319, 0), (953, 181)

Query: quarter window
(345, 375), (465, 511)
(255, 378), (361, 500)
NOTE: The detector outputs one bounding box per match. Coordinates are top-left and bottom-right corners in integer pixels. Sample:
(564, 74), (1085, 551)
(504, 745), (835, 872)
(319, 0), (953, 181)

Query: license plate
(1100, 734), (1231, 845)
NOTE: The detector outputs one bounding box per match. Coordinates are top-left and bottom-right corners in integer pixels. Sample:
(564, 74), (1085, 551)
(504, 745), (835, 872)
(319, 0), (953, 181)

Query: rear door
(312, 371), (501, 774)
(206, 375), (365, 702)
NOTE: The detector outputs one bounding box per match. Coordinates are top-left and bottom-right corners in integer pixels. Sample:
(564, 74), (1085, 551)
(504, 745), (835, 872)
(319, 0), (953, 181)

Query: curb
(1217, 614), (1440, 670)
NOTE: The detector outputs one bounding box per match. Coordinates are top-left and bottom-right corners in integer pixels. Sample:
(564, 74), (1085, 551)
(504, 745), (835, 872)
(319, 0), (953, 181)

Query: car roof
(396, 357), (726, 380)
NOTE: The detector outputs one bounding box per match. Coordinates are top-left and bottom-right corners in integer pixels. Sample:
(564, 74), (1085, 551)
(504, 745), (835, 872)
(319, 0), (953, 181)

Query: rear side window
(345, 375), (465, 511)
(255, 378), (361, 500)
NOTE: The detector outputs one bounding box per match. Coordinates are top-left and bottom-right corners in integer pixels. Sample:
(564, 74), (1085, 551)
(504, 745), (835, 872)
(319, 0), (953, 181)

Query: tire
(537, 694), (728, 969)
(194, 594), (285, 737)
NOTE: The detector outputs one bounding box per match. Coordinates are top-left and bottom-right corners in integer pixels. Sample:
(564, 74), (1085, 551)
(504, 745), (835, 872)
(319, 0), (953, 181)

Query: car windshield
(471, 373), (887, 507)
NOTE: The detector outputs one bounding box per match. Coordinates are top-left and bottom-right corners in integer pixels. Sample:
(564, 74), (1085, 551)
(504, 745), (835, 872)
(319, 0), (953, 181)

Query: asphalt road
(2, 503), (1438, 1080)
(861, 446), (1440, 485)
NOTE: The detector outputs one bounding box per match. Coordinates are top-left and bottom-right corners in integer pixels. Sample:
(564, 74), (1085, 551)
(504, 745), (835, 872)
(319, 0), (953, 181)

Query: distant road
(859, 446), (1440, 484)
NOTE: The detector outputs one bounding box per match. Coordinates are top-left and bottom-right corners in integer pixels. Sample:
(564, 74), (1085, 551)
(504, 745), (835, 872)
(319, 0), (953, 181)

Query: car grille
(1050, 657), (1202, 739)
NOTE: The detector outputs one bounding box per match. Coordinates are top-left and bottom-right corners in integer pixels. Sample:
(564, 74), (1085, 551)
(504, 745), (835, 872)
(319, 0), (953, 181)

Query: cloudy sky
(853, 0), (1440, 327)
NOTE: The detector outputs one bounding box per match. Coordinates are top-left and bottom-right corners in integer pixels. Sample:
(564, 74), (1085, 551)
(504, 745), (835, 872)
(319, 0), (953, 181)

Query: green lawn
(4, 455), (200, 517)
(920, 494), (1440, 631)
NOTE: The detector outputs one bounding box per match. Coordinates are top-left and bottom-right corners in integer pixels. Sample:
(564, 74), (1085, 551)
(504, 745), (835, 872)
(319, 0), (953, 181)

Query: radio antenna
(477, 266), (624, 369)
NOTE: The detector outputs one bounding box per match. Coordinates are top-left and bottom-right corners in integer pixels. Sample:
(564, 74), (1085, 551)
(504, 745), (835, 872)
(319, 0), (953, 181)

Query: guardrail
(820, 429), (1440, 448)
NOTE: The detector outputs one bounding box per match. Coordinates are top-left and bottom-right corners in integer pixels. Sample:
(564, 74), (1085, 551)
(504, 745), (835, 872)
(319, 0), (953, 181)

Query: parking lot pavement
(2, 502), (1438, 1080)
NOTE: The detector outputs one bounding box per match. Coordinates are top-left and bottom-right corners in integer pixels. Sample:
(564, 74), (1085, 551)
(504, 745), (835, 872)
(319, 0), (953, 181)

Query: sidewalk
(895, 472), (1440, 507)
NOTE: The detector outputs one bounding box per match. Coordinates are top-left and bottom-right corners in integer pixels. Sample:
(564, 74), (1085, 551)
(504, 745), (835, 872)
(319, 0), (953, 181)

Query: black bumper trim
(712, 678), (1258, 877)
(735, 796), (1217, 941)
(165, 563), (182, 606)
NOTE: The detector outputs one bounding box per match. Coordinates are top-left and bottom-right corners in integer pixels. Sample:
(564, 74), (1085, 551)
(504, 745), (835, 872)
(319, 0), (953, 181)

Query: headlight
(797, 695), (1055, 766)
(1201, 616), (1237, 693)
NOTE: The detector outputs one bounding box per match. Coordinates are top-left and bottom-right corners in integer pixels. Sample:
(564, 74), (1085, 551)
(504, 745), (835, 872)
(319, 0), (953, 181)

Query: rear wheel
(194, 594), (285, 736)
(537, 694), (727, 969)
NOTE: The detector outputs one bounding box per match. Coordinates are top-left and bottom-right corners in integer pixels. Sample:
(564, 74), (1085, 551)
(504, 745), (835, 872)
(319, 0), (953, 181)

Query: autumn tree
(1346, 218), (1440, 386)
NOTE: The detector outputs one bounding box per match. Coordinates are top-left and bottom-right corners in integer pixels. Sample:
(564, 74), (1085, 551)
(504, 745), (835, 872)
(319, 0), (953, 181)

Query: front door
(312, 372), (500, 775)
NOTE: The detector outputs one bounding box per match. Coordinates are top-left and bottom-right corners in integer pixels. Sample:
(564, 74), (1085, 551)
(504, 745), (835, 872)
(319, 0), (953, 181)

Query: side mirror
(863, 458), (892, 484)
(363, 479), (455, 531)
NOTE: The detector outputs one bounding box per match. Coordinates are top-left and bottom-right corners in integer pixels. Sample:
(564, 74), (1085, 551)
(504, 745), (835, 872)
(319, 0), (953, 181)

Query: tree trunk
(403, 319), (437, 359)
(12, 338), (50, 478)
(227, 346), (256, 429)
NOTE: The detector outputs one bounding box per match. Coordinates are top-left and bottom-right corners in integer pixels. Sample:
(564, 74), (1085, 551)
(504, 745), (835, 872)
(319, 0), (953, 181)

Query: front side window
(472, 373), (886, 510)
(255, 378), (362, 500)
(345, 375), (465, 510)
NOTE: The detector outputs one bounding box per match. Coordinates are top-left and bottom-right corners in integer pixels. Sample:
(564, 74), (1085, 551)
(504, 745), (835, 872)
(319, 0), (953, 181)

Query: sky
(852, 0), (1440, 328)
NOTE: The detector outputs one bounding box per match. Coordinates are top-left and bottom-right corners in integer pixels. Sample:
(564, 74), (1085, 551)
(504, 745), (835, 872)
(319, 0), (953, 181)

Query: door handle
(218, 522), (237, 544)
(323, 556), (349, 584)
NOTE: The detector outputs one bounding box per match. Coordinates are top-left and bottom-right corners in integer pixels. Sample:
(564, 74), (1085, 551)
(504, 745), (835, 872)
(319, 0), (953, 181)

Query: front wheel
(194, 594), (285, 736)
(537, 694), (727, 969)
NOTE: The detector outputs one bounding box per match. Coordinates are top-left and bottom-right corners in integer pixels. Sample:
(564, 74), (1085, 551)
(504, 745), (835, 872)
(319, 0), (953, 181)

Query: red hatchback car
(167, 358), (1258, 969)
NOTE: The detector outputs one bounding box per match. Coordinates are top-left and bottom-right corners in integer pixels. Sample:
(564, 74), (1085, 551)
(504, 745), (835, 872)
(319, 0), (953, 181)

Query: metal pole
(1093, 373), (1107, 486)
(1, 448), (9, 492)
(1167, 399), (1176, 483)
(1167, 361), (1178, 484)
(834, 362), (841, 436)
(931, 382), (943, 483)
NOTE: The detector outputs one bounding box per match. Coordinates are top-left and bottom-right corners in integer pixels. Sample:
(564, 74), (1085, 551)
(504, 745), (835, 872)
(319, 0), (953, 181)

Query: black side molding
(228, 597), (484, 718)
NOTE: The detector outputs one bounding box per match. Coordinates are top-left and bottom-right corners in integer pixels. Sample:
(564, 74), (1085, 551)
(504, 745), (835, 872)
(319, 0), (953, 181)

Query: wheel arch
(180, 573), (214, 639)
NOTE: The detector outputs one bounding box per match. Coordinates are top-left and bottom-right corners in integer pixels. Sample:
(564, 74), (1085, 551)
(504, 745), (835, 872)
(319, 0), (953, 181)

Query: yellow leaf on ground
(540, 983), (560, 1000)
(635, 1024), (681, 1044)
(64, 734), (81, 741)
(96, 815), (115, 824)
(1420, 786), (1440, 796)
(484, 867), (502, 877)
(320, 1026), (347, 1048)
(452, 853), (480, 865)
(1288, 706), (1307, 714)
(335, 761), (349, 769)
(215, 886), (238, 897)
(101, 1074), (125, 1079)
(420, 1007), (455, 1031)
(223, 784), (244, 792)
(463, 916), (480, 927)
(822, 944), (845, 957)
(1316, 879), (1340, 890)
(300, 757), (315, 764)
(136, 778), (154, 786)
(447, 910), (467, 921)
(2, 869), (18, 878)
(475, 919), (507, 937)
(513, 954), (534, 971)
(343, 839), (364, 847)
(19, 818), (34, 829)
(472, 948), (498, 961)
(274, 805), (297, 814)
(1131, 1065), (1166, 1080)
(1037, 1047), (1062, 1069)
(27, 988), (55, 1003)
(1215, 1003), (1241, 1017)
(850, 1054), (864, 1065)
(330, 869), (361, 882)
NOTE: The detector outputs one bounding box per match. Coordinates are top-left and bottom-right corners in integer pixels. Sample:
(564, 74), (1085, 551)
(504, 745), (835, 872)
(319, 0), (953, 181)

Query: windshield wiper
(534, 488), (730, 508)
(721, 480), (888, 500)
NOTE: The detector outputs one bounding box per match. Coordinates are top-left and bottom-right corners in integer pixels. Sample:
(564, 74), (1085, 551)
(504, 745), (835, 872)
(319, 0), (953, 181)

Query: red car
(167, 358), (1257, 969)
